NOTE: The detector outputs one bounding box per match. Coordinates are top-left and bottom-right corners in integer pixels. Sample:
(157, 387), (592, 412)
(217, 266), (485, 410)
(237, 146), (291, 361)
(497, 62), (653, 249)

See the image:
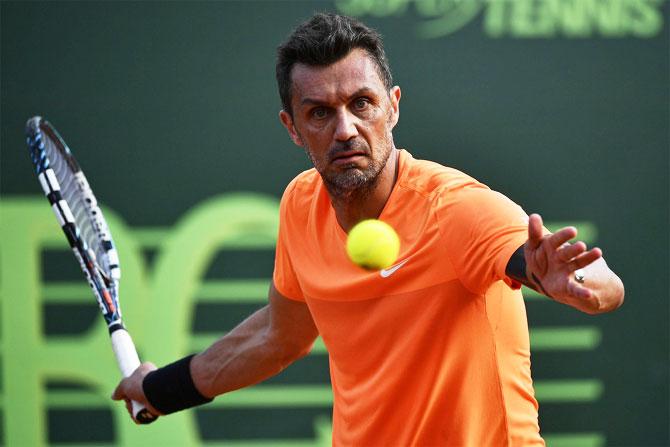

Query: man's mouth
(331, 150), (367, 165)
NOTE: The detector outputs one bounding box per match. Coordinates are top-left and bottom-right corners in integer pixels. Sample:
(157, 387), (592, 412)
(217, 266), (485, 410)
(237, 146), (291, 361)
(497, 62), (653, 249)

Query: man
(113, 13), (624, 446)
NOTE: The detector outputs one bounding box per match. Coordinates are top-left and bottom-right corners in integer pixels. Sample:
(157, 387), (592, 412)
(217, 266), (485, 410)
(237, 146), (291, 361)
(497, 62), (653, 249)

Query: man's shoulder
(401, 153), (526, 229)
(284, 167), (320, 196)
(280, 167), (321, 212)
(400, 151), (485, 199)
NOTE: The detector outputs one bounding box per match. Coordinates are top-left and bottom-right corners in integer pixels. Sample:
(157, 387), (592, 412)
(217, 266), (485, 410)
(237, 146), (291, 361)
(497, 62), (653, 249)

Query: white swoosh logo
(380, 259), (409, 278)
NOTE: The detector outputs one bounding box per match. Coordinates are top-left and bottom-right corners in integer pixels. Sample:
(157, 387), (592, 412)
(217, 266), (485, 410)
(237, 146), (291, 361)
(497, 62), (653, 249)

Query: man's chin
(322, 170), (376, 196)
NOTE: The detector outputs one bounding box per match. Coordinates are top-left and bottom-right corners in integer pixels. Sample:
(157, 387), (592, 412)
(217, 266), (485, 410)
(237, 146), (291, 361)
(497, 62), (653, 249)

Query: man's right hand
(111, 362), (162, 423)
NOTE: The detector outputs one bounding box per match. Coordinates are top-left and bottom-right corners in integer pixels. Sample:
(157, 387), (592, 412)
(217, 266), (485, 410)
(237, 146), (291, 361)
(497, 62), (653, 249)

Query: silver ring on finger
(574, 268), (586, 284)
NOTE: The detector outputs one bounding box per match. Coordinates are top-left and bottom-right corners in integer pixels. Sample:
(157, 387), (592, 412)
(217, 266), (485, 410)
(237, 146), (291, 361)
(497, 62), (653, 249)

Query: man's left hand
(523, 213), (623, 314)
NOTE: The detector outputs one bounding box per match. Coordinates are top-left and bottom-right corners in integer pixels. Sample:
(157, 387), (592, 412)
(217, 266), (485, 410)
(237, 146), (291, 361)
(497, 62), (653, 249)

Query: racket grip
(110, 328), (158, 424)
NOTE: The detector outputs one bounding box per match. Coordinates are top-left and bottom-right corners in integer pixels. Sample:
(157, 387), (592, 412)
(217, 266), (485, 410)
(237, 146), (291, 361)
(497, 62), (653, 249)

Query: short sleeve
(272, 183), (306, 302)
(435, 185), (529, 295)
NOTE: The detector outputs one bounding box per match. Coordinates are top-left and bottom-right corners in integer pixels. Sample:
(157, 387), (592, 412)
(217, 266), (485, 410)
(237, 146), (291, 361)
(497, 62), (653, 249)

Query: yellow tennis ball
(346, 219), (400, 270)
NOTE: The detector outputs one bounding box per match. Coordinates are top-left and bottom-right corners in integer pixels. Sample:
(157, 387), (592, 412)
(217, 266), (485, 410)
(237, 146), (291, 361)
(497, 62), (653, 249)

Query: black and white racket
(25, 116), (156, 424)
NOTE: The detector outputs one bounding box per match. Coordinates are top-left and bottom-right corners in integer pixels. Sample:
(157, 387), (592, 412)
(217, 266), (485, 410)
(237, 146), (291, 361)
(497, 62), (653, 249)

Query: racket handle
(110, 328), (158, 424)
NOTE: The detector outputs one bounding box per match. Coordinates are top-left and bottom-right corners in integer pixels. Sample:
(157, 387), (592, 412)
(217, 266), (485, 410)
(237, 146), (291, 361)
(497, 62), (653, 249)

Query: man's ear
(388, 86), (401, 128)
(279, 110), (304, 147)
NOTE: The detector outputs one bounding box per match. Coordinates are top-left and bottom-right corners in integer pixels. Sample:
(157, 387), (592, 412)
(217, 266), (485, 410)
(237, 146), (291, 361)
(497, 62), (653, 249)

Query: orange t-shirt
(273, 150), (544, 446)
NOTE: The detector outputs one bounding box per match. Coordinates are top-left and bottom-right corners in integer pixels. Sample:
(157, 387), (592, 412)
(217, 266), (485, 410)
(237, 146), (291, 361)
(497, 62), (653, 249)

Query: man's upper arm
(436, 186), (528, 294)
(268, 282), (319, 357)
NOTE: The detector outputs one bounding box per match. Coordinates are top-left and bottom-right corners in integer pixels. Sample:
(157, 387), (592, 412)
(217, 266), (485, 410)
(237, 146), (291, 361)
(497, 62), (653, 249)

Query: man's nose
(333, 109), (359, 141)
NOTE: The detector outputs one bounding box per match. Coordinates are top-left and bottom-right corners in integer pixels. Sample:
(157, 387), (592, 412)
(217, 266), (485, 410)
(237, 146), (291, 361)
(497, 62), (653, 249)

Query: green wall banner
(0, 197), (609, 447)
(336, 0), (667, 39)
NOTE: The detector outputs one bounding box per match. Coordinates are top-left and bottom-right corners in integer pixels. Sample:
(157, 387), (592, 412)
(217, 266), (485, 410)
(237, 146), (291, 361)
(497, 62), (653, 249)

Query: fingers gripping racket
(25, 117), (156, 424)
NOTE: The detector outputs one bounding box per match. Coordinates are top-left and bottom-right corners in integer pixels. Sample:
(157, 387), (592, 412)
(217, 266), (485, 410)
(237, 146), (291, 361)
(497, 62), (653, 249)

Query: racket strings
(44, 136), (110, 273)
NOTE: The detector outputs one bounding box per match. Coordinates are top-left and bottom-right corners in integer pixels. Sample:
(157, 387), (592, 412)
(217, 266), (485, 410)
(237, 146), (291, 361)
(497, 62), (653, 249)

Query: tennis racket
(25, 116), (156, 424)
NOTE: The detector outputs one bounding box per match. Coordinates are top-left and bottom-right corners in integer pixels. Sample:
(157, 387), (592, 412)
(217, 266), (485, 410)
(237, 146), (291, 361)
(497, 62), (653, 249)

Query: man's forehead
(290, 49), (386, 102)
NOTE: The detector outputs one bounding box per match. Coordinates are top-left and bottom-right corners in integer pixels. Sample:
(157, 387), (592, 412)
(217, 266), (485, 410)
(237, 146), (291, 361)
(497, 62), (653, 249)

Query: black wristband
(505, 244), (551, 297)
(142, 354), (213, 415)
(505, 245), (528, 285)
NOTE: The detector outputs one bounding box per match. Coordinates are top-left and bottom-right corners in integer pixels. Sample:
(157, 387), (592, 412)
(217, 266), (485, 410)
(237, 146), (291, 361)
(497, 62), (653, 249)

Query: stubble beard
(306, 136), (393, 201)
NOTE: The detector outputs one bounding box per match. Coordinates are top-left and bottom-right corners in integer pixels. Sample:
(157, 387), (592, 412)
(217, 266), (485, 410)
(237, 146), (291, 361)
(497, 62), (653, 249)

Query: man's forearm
(190, 305), (311, 398)
(110, 286), (318, 420)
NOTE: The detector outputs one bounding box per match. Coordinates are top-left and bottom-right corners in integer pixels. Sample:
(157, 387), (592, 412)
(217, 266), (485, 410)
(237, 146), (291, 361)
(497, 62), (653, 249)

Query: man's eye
(312, 108), (328, 119)
(354, 98), (370, 110)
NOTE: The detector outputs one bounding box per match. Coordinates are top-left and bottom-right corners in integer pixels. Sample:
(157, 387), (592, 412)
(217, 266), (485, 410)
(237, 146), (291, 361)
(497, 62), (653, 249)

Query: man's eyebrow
(300, 87), (377, 106)
(300, 97), (326, 106)
(349, 87), (376, 99)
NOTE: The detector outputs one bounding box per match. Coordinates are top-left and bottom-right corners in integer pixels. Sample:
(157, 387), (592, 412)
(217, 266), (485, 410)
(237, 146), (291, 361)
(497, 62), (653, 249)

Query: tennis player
(113, 13), (624, 445)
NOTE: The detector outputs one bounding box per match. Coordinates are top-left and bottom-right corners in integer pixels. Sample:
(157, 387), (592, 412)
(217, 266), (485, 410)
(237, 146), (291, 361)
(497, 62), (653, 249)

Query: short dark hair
(276, 13), (393, 115)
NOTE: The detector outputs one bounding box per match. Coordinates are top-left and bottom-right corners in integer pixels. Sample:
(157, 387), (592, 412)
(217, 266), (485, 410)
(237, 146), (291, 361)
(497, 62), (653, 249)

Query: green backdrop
(1, 1), (668, 446)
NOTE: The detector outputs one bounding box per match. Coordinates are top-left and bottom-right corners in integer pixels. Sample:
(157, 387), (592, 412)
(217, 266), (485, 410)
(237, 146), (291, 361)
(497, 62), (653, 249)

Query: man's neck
(330, 149), (399, 233)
